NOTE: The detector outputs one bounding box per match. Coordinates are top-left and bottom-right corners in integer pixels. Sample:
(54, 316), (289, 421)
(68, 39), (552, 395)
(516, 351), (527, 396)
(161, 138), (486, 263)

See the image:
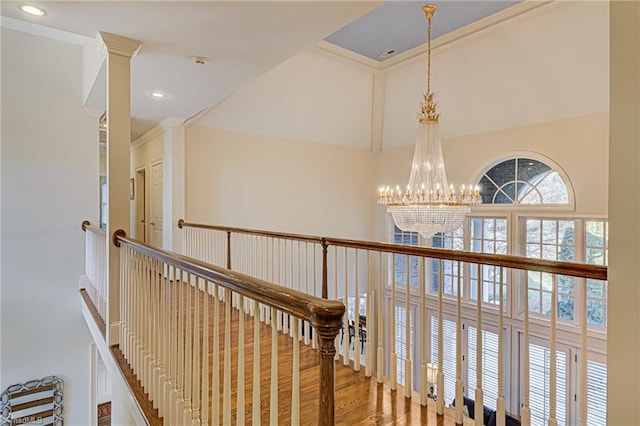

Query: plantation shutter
(468, 326), (500, 410)
(587, 360), (606, 425)
(431, 317), (457, 405)
(395, 305), (415, 387)
(528, 342), (567, 426)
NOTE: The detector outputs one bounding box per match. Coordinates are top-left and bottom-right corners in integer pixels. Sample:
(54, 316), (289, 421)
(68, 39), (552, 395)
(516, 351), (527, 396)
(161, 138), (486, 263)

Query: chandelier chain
(427, 9), (432, 96)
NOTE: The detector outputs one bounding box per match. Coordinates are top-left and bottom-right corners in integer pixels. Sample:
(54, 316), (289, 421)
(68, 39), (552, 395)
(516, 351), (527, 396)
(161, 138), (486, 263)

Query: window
(478, 158), (569, 205)
(431, 227), (463, 295)
(525, 219), (576, 320)
(470, 218), (508, 305)
(393, 226), (419, 288)
(584, 220), (608, 327)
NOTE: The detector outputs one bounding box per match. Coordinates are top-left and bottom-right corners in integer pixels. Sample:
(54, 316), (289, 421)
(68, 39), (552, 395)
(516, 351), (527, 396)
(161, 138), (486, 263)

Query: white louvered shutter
(431, 317), (457, 406)
(528, 342), (567, 426)
(587, 359), (607, 425)
(468, 326), (500, 410)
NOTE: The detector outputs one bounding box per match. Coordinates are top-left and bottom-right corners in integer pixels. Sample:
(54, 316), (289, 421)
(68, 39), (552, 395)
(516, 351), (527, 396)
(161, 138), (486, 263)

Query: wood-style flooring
(111, 283), (467, 425)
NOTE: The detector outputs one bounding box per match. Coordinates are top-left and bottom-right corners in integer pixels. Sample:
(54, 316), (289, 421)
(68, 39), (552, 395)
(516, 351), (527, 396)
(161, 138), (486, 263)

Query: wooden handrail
(116, 232), (344, 324)
(81, 220), (106, 236)
(115, 231), (344, 425)
(178, 219), (607, 281)
(323, 237), (608, 281)
(178, 219), (323, 244)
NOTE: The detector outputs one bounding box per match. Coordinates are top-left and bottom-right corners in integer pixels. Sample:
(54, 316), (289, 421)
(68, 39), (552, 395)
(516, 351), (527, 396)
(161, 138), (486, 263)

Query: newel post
(310, 303), (345, 426)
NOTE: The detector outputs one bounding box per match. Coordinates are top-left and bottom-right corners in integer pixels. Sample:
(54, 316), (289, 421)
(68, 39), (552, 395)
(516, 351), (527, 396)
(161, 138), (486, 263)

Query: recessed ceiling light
(19, 4), (45, 16)
(150, 91), (166, 99)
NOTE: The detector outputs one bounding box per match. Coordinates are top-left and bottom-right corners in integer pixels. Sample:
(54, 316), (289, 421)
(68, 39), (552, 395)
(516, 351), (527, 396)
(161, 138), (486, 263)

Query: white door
(150, 162), (163, 248)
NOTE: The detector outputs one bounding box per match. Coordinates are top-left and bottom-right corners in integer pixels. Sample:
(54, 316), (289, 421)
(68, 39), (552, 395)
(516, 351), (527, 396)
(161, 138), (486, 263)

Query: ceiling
(1, 1), (523, 139)
(325, 1), (519, 61)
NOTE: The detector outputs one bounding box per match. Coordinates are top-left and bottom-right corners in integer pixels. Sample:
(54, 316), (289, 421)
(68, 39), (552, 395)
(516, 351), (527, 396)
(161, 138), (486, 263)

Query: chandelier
(377, 4), (481, 239)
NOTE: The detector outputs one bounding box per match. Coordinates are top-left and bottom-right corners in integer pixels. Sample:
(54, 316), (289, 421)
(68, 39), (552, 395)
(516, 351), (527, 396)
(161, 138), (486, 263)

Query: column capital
(98, 31), (142, 59)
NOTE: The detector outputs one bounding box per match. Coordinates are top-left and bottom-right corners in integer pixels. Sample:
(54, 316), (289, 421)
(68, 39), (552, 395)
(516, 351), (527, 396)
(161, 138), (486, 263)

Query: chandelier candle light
(377, 4), (481, 238)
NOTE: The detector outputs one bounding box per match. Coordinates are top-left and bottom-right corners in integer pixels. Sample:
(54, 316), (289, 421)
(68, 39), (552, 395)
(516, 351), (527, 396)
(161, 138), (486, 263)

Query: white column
(162, 120), (186, 252)
(608, 2), (640, 424)
(99, 31), (141, 346)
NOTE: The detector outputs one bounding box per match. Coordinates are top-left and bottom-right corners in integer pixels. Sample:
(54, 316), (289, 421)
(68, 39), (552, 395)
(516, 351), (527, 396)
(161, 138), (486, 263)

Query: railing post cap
(81, 220), (90, 231)
(178, 219), (184, 229)
(112, 229), (127, 247)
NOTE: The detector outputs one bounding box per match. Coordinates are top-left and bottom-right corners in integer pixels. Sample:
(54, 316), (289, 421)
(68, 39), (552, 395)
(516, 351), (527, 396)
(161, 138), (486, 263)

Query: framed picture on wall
(130, 178), (135, 200)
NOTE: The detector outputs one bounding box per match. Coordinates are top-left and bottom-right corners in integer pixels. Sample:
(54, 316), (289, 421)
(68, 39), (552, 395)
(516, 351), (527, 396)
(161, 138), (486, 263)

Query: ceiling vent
(378, 49), (397, 59)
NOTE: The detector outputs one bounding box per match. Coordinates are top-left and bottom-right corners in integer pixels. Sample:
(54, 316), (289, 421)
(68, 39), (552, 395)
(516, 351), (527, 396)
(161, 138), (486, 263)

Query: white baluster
(191, 278), (201, 425)
(223, 289), (232, 425)
(475, 264), (484, 426)
(548, 274), (558, 426)
(291, 318), (300, 425)
(390, 252), (397, 391)
(159, 262), (168, 420)
(420, 256), (428, 405)
(175, 271), (185, 426)
(455, 261), (463, 424)
(365, 251), (373, 378)
(343, 247), (350, 367)
(354, 250), (361, 372)
(270, 307), (279, 424)
(377, 252), (384, 384)
(237, 294), (246, 425)
(252, 299), (261, 426)
(201, 280), (210, 426)
(437, 259), (444, 415)
(212, 284), (220, 425)
(522, 270), (531, 426)
(183, 274), (193, 424)
(312, 245), (317, 350)
(405, 254), (412, 398)
(579, 276), (588, 426)
(334, 248), (339, 361)
(497, 267), (506, 426)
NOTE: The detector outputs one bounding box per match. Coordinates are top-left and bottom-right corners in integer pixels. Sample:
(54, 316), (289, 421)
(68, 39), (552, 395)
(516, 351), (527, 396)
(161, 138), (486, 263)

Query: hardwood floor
(113, 282), (466, 425)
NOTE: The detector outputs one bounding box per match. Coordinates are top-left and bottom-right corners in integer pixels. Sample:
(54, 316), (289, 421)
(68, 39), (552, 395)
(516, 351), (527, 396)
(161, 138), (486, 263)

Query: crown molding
(97, 31), (142, 59)
(131, 117), (186, 147)
(131, 123), (164, 148)
(313, 41), (383, 70)
(0, 16), (90, 46)
(160, 117), (185, 130)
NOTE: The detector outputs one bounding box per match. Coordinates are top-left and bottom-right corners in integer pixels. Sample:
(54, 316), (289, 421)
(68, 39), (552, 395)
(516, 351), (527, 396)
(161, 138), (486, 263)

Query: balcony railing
(81, 222), (344, 425)
(179, 219), (608, 426)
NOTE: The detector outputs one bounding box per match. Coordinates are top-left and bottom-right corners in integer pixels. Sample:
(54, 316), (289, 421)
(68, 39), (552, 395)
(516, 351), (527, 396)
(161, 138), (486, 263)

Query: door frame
(135, 167), (146, 242)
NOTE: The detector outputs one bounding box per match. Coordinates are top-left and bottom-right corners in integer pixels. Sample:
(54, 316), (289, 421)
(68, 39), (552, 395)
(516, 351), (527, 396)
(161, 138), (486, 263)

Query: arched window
(478, 157), (569, 205)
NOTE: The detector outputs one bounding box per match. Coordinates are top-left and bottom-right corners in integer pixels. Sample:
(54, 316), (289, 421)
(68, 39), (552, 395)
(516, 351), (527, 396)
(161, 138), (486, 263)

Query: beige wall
(1, 28), (97, 425)
(382, 1), (608, 148)
(197, 49), (375, 149)
(186, 126), (375, 239)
